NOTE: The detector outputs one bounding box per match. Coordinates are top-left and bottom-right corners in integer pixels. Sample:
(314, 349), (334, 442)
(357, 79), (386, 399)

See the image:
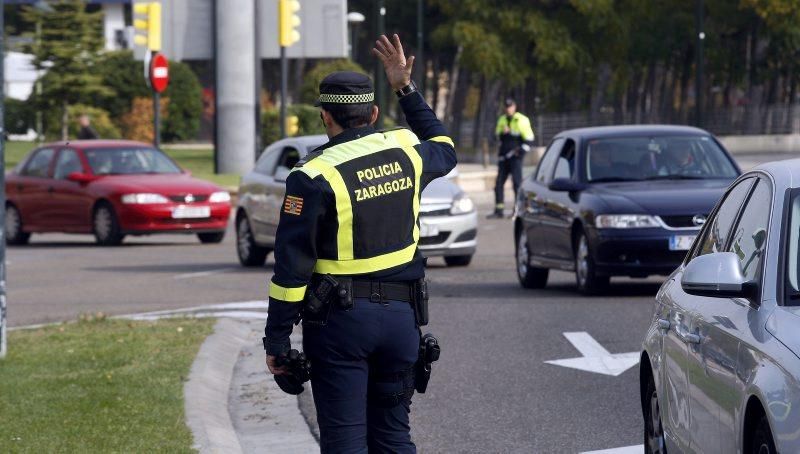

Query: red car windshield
(85, 148), (182, 175)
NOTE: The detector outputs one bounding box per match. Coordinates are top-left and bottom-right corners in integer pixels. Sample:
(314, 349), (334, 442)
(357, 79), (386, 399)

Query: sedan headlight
(450, 194), (475, 215)
(595, 214), (660, 229)
(121, 193), (169, 204)
(209, 191), (231, 203)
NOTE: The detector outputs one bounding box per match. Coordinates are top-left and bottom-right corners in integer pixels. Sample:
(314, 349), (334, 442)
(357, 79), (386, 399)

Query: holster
(414, 333), (440, 393)
(303, 274), (354, 326)
(412, 279), (429, 326)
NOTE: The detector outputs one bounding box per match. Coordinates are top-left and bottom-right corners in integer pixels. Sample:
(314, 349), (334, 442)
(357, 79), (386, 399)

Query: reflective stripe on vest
(294, 129), (425, 275)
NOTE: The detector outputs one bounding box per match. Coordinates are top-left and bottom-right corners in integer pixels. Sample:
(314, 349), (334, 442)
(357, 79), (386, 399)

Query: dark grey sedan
(235, 135), (477, 268)
(641, 160), (800, 454)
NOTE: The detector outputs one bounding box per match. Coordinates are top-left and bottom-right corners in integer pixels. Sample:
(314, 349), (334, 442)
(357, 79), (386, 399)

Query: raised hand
(372, 34), (415, 91)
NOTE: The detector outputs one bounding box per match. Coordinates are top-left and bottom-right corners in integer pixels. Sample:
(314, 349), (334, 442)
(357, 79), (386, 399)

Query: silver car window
(693, 177), (754, 259)
(727, 180), (770, 283)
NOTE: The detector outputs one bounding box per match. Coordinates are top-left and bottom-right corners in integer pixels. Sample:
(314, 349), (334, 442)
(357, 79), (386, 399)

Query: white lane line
(174, 267), (237, 280)
(117, 301), (267, 318)
(564, 332), (612, 357)
(581, 444), (643, 453)
(545, 332), (639, 377)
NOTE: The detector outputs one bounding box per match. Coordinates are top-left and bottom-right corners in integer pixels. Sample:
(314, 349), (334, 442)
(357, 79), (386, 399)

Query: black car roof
(554, 125), (711, 141)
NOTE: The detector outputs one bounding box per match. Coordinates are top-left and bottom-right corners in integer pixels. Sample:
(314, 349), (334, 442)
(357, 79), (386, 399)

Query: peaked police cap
(315, 71), (375, 106)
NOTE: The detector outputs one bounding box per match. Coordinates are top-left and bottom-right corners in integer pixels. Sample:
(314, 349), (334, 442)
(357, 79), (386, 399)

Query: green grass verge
(3, 142), (240, 189)
(0, 317), (215, 453)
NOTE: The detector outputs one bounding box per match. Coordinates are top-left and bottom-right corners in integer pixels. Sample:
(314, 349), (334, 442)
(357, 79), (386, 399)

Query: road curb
(184, 318), (250, 454)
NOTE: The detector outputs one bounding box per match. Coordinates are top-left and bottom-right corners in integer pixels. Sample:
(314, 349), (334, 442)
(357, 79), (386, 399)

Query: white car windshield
(85, 148), (182, 175)
(586, 136), (739, 182)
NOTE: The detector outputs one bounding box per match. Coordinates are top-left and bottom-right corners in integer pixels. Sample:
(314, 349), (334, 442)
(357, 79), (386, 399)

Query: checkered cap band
(318, 92), (375, 104)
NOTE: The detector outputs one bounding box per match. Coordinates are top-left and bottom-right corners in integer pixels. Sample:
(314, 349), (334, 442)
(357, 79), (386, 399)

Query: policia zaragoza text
(264, 34), (456, 453)
(354, 161), (413, 201)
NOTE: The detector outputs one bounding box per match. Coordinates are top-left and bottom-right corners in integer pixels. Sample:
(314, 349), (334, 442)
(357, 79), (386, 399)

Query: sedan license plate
(419, 222), (439, 238)
(172, 205), (211, 219)
(669, 234), (696, 251)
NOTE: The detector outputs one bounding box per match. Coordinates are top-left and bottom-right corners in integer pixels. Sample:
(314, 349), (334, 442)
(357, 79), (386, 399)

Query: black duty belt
(350, 280), (414, 303)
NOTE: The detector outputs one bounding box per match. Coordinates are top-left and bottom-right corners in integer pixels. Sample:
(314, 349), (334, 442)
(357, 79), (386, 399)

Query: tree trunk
(61, 100), (69, 141)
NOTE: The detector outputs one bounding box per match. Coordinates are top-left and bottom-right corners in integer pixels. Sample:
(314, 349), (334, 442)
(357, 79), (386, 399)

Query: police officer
(488, 98), (535, 218)
(264, 34), (456, 453)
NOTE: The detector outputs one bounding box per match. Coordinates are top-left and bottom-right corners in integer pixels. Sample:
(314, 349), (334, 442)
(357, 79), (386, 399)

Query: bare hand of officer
(372, 34), (414, 90)
(266, 355), (289, 376)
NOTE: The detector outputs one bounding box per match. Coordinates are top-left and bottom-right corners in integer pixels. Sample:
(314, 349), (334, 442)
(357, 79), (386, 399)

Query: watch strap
(395, 81), (418, 98)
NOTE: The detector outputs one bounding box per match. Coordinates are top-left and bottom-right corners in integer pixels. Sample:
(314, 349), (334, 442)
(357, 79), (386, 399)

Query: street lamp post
(1, 0), (7, 359)
(347, 12), (365, 61)
(695, 0), (705, 128)
(374, 0), (386, 128)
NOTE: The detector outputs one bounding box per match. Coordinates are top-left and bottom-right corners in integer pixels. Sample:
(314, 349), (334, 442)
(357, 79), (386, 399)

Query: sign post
(149, 52), (169, 148)
(0, 0), (7, 359)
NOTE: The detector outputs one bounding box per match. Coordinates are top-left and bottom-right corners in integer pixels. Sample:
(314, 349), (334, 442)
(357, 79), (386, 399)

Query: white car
(236, 135), (478, 267)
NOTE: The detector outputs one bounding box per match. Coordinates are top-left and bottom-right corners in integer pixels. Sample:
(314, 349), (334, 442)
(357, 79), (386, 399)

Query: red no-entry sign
(149, 53), (169, 93)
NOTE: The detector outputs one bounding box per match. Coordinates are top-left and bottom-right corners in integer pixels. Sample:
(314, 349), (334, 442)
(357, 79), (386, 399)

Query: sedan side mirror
(681, 252), (757, 300)
(67, 172), (96, 184)
(548, 178), (585, 192)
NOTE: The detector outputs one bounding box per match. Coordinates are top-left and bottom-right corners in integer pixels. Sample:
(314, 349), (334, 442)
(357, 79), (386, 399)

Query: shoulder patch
(283, 195), (304, 215)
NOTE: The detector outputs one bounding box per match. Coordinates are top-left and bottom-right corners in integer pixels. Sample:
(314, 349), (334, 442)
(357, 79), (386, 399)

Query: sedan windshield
(85, 148), (182, 175)
(585, 136), (738, 182)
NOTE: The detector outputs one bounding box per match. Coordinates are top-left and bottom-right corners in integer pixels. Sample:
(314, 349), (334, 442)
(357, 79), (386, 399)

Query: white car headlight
(595, 214), (660, 229)
(209, 191), (231, 203)
(450, 194), (475, 215)
(121, 193), (169, 204)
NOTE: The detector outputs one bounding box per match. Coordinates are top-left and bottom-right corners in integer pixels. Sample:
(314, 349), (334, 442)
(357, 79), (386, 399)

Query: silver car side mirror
(681, 252), (756, 300)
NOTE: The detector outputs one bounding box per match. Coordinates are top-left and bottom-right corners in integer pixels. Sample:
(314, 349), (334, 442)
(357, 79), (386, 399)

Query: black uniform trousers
(303, 297), (419, 453)
(494, 155), (523, 209)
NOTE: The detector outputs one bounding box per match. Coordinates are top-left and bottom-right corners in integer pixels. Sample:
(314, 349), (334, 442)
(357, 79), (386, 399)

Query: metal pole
(375, 0), (386, 128)
(35, 20), (42, 143)
(254, 0), (262, 159)
(153, 91), (161, 148)
(695, 0), (704, 128)
(417, 0), (424, 96)
(1, 0), (8, 359)
(280, 45), (287, 138)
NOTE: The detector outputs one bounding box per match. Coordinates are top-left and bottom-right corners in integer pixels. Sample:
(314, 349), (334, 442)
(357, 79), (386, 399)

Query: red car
(5, 140), (231, 245)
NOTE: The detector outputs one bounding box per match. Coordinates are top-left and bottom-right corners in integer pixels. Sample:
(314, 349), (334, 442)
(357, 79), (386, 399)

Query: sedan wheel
(751, 416), (776, 454)
(93, 204), (124, 246)
(236, 214), (271, 267)
(5, 205), (30, 245)
(516, 229), (548, 289)
(574, 232), (608, 295)
(644, 376), (666, 454)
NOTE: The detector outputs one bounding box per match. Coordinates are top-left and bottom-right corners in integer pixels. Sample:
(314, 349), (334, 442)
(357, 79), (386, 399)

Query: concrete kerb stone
(185, 318), (250, 454)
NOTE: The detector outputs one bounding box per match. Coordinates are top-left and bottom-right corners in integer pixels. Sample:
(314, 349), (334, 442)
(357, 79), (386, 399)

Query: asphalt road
(6, 151), (794, 453)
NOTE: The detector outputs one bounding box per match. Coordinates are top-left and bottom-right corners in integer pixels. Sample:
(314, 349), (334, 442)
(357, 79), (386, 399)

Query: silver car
(235, 135), (477, 268)
(641, 160), (800, 454)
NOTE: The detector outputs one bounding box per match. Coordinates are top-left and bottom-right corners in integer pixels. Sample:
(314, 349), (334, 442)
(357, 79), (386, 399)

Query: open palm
(372, 34), (415, 90)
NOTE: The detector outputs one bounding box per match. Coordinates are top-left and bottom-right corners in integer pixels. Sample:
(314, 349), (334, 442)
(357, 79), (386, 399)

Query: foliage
(162, 61), (204, 142)
(5, 98), (34, 135)
(261, 104), (326, 147)
(95, 51), (150, 122)
(43, 104), (120, 140)
(119, 97), (169, 143)
(0, 318), (213, 452)
(22, 0), (112, 139)
(300, 59), (368, 104)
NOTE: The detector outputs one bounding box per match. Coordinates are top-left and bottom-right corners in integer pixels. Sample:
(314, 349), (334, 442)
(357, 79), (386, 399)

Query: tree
(22, 0), (112, 140)
(162, 61), (203, 142)
(300, 59), (367, 104)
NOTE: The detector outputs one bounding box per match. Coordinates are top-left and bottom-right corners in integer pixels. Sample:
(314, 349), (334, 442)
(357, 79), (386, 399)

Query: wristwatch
(395, 81), (418, 98)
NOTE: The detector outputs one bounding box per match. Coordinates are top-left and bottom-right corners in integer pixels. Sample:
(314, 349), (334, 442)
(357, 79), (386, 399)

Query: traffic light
(286, 115), (300, 136)
(278, 0), (301, 47)
(133, 2), (162, 51)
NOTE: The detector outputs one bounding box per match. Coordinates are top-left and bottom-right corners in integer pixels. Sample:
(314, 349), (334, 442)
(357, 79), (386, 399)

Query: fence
(456, 104), (800, 149)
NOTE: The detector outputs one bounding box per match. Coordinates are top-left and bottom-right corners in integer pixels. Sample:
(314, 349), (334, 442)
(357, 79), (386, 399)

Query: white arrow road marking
(545, 332), (640, 377)
(581, 445), (643, 453)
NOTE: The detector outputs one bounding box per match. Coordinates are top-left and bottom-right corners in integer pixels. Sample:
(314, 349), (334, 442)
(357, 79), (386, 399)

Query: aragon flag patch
(283, 195), (304, 215)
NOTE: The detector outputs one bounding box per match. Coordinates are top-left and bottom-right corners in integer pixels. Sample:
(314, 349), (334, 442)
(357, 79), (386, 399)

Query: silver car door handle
(657, 318), (670, 331)
(676, 326), (701, 344)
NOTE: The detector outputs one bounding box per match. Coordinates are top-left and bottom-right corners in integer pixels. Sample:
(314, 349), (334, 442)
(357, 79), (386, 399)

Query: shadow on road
(433, 280), (662, 300)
